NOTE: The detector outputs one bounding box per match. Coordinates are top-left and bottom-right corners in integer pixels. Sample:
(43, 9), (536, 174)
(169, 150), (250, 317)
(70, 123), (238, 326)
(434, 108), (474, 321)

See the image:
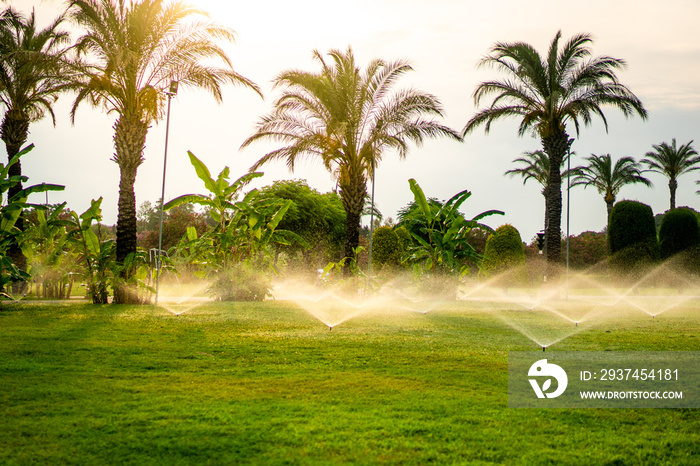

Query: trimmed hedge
(371, 226), (403, 268)
(482, 224), (526, 280)
(608, 200), (657, 254)
(608, 200), (660, 274)
(659, 208), (700, 259)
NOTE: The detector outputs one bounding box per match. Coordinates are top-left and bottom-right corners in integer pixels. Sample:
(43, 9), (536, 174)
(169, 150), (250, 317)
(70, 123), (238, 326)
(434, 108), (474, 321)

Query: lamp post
(155, 80), (178, 305)
(565, 137), (574, 299)
(366, 162), (376, 294)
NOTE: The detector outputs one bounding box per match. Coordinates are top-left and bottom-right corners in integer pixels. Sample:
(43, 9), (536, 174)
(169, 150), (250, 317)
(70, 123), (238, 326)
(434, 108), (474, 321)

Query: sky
(9, 0), (700, 242)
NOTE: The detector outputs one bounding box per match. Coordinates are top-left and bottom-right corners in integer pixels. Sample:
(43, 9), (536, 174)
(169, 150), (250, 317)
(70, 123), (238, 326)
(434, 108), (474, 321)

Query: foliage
(570, 153), (651, 220)
(164, 151), (266, 268)
(398, 178), (503, 276)
(0, 144), (64, 297)
(207, 261), (272, 302)
(608, 200), (659, 275)
(481, 224), (527, 284)
(371, 226), (402, 269)
(67, 198), (114, 304)
(68, 0), (261, 302)
(659, 208), (700, 259)
(22, 203), (77, 299)
(165, 152), (298, 301)
(564, 231), (608, 269)
(242, 47), (460, 262)
(255, 180), (345, 271)
(608, 200), (658, 254)
(608, 238), (660, 277)
(463, 30), (647, 265)
(641, 139), (699, 210)
(138, 204), (208, 253)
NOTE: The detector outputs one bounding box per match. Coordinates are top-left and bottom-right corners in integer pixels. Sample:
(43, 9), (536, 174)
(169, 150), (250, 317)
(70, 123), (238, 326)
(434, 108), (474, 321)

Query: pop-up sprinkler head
(329, 326), (333, 331)
(542, 346), (546, 352)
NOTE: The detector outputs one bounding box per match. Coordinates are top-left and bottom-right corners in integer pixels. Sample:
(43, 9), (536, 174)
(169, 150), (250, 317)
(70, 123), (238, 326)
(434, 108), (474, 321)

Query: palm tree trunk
(112, 114), (148, 304)
(1, 110), (30, 294)
(339, 169), (367, 271)
(541, 131), (570, 267)
(669, 179), (677, 210)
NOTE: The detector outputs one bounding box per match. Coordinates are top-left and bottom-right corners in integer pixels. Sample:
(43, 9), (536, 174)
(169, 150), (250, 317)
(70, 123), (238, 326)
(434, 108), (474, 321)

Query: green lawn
(0, 297), (698, 465)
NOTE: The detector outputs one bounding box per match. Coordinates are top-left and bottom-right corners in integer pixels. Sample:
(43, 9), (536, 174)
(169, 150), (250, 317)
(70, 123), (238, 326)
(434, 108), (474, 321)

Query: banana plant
(22, 203), (77, 298)
(164, 151), (264, 267)
(0, 144), (64, 297)
(67, 198), (114, 304)
(401, 178), (503, 276)
(165, 151), (303, 272)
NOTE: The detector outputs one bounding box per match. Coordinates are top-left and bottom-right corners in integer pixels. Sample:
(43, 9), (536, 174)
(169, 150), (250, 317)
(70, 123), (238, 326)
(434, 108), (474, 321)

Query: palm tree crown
(641, 138), (699, 210)
(570, 153), (651, 221)
(242, 47), (460, 261)
(0, 6), (72, 176)
(69, 0), (261, 303)
(0, 6), (73, 281)
(505, 149), (572, 233)
(463, 30), (647, 264)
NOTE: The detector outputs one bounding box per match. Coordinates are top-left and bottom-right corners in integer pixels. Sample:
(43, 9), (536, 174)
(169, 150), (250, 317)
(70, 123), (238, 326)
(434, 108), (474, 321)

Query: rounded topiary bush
(394, 226), (412, 254)
(659, 208), (700, 259)
(371, 226), (402, 268)
(608, 200), (659, 276)
(482, 224), (526, 282)
(608, 200), (657, 254)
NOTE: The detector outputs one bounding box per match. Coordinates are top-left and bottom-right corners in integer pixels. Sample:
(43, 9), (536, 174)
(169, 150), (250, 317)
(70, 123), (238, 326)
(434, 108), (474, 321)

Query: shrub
(608, 201), (660, 276)
(608, 238), (660, 277)
(371, 226), (402, 268)
(394, 226), (412, 255)
(207, 263), (272, 301)
(482, 224), (526, 280)
(565, 231), (608, 269)
(659, 208), (700, 259)
(608, 200), (657, 254)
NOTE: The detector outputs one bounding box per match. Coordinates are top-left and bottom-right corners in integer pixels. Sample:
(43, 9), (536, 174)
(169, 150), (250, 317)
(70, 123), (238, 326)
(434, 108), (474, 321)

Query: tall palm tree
(242, 47), (460, 262)
(505, 149), (572, 234)
(569, 154), (651, 226)
(463, 31), (647, 265)
(641, 139), (699, 210)
(69, 0), (261, 303)
(0, 7), (73, 279)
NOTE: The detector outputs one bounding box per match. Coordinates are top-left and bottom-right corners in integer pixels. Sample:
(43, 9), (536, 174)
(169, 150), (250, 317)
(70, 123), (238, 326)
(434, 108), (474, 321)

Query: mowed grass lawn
(1, 297), (699, 465)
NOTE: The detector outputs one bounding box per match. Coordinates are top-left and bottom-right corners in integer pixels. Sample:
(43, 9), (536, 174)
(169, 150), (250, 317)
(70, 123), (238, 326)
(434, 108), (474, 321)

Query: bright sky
(10, 0), (700, 241)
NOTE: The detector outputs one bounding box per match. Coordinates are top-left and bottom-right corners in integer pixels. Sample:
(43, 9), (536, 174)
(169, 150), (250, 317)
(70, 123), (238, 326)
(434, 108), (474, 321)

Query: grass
(0, 296), (699, 465)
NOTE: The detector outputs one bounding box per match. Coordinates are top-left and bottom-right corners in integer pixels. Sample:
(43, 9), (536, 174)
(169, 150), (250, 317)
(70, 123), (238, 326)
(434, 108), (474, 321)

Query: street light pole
(367, 162), (376, 294)
(155, 80), (178, 305)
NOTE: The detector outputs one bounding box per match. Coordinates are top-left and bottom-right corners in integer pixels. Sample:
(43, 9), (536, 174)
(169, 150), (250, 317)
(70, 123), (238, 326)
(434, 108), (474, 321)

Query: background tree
(0, 7), (73, 278)
(570, 153), (651, 225)
(255, 180), (345, 271)
(463, 30), (647, 266)
(69, 0), (261, 303)
(505, 149), (571, 234)
(242, 47), (460, 265)
(641, 139), (699, 209)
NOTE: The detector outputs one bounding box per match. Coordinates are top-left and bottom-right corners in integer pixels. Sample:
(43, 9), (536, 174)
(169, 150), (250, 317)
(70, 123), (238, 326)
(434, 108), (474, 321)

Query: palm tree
(570, 154), (651, 226)
(463, 31), (647, 265)
(641, 139), (699, 210)
(242, 47), (460, 263)
(0, 6), (73, 279)
(68, 0), (261, 303)
(505, 149), (572, 234)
